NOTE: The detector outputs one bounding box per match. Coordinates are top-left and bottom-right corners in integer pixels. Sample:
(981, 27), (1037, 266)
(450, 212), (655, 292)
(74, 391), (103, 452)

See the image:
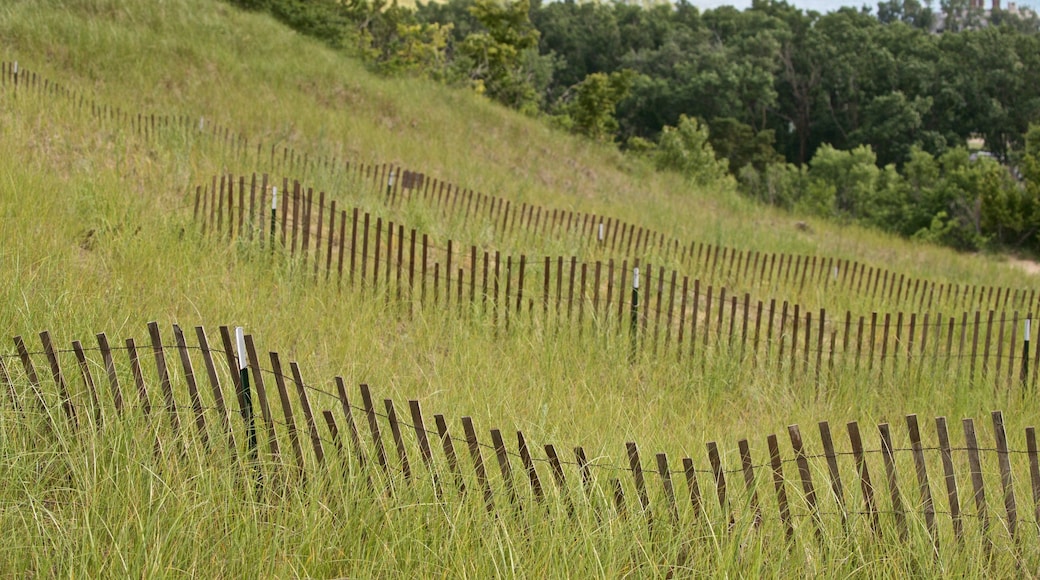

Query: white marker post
(199, 116), (204, 132)
(387, 169), (396, 199)
(1022, 318), (1031, 388)
(598, 223), (605, 246)
(235, 327), (257, 457)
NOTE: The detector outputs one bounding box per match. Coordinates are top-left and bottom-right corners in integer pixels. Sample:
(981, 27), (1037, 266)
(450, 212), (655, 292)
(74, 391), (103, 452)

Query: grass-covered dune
(0, 0), (1037, 575)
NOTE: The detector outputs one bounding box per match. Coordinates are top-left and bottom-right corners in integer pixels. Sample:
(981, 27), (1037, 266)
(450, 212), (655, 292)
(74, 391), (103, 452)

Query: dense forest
(232, 0), (1040, 255)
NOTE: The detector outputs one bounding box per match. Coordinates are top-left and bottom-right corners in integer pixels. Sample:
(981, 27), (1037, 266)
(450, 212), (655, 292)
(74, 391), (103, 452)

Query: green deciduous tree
(655, 115), (728, 186)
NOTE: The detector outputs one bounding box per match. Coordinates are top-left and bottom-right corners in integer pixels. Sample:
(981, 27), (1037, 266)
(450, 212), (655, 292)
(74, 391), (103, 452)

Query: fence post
(270, 353), (305, 475)
(737, 440), (762, 527)
(96, 333), (124, 415)
(1026, 427), (1040, 531)
(71, 341), (102, 428)
(359, 383), (391, 483)
(682, 458), (703, 522)
(962, 418), (992, 550)
(517, 431), (543, 503)
(626, 442), (653, 530)
(434, 415), (465, 495)
(767, 434), (794, 542)
(462, 417), (495, 515)
(290, 362), (325, 467)
(706, 441), (733, 530)
(383, 399), (409, 480)
(408, 400), (443, 499)
(656, 453), (680, 524)
(906, 414), (938, 553)
(878, 423), (908, 541)
(171, 325), (209, 448)
(935, 416), (963, 542)
(146, 323), (180, 440)
(1022, 318), (1031, 390)
(817, 422), (847, 529)
(243, 334), (280, 459)
(40, 331), (77, 429)
(847, 421), (881, 536)
(992, 411), (1018, 542)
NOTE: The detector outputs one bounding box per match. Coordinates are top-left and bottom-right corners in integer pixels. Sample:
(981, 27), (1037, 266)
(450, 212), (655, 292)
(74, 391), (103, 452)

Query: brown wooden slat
(906, 414), (938, 552)
(767, 434), (794, 541)
(936, 416), (963, 542)
(289, 362), (326, 466)
(992, 410), (1018, 542)
(71, 340), (102, 427)
(269, 352), (304, 474)
(462, 416), (495, 514)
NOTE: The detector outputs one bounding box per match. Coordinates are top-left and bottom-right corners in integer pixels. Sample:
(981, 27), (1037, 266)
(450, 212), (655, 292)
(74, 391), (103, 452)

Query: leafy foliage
(655, 115), (728, 186)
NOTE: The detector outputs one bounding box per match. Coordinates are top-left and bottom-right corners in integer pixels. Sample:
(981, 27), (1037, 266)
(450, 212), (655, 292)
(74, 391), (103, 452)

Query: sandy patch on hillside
(1008, 256), (1040, 276)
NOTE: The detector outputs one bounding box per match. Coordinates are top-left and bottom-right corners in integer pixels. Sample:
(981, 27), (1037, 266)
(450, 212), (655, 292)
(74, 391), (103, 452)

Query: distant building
(932, 1), (1038, 32)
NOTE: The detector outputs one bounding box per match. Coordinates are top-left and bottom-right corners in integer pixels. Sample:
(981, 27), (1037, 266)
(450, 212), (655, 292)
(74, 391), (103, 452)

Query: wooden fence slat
(289, 361), (326, 466)
(71, 340), (102, 427)
(194, 327), (236, 453)
(767, 434), (794, 541)
(656, 453), (680, 523)
(124, 337), (151, 416)
(936, 416), (963, 542)
(96, 333), (124, 414)
(963, 418), (992, 549)
(491, 429), (519, 507)
(146, 322), (179, 438)
(992, 410), (1018, 541)
(682, 457), (703, 522)
(878, 423), (908, 541)
(171, 325), (209, 447)
(334, 378), (373, 490)
(243, 334), (280, 458)
(359, 383), (391, 480)
(818, 421), (847, 528)
(270, 352), (304, 474)
(382, 398), (411, 480)
(408, 400), (443, 498)
(789, 425), (822, 539)
(544, 444), (574, 516)
(462, 416), (495, 514)
(627, 442), (653, 527)
(575, 446), (597, 516)
(517, 430), (543, 503)
(847, 421), (881, 536)
(39, 331), (77, 429)
(738, 440), (762, 527)
(434, 414), (465, 494)
(1026, 427), (1040, 534)
(706, 441), (734, 529)
(906, 414), (938, 552)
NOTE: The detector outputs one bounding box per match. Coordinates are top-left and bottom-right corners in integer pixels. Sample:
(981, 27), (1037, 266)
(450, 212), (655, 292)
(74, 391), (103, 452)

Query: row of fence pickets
(2, 323), (1040, 554)
(3, 60), (1033, 316)
(194, 173), (1040, 391)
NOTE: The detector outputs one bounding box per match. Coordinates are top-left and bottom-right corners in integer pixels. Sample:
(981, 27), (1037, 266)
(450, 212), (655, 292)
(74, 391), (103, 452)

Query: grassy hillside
(0, 0), (1037, 575)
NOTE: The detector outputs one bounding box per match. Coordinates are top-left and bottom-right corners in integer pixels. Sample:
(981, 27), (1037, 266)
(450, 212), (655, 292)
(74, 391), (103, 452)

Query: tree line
(230, 0), (1040, 255)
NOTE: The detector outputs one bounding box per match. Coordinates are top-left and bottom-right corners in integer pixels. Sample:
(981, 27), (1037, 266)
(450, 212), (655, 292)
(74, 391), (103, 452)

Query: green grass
(1, 0), (1039, 575)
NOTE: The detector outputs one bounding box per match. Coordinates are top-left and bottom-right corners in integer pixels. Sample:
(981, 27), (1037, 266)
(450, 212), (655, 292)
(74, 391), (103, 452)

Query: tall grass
(0, 0), (1038, 574)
